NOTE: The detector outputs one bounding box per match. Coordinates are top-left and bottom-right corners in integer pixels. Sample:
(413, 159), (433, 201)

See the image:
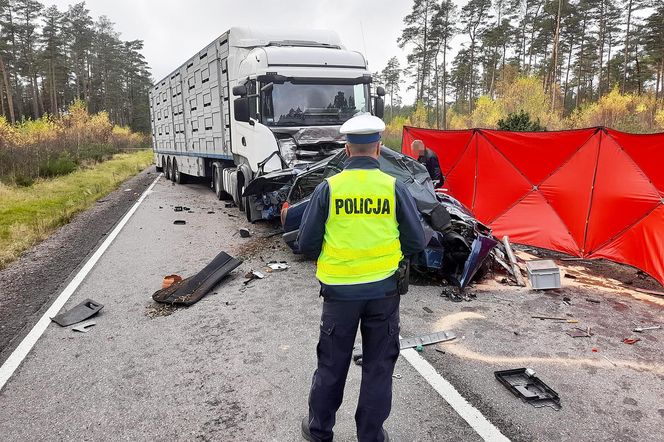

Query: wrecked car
(244, 146), (499, 289)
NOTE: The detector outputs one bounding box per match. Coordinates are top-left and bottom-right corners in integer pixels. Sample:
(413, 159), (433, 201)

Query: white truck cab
(149, 27), (384, 219)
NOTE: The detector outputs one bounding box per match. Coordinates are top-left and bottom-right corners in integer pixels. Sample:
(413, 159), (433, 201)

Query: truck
(149, 27), (385, 221)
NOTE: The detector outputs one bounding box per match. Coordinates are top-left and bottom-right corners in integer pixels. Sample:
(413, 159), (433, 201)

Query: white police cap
(340, 114), (386, 143)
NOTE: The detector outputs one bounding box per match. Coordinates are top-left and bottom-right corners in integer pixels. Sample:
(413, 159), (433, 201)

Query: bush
(497, 110), (546, 131)
(0, 100), (149, 185)
(38, 153), (78, 178)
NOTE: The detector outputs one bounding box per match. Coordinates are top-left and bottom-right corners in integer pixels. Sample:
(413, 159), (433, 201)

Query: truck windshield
(261, 82), (369, 127)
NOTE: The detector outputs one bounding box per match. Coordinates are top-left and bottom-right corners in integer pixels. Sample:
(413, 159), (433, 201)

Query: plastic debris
(173, 220), (186, 225)
(244, 270), (265, 284)
(267, 261), (290, 271)
(174, 206), (183, 212)
(495, 368), (561, 410)
(239, 228), (251, 238)
(623, 338), (640, 345)
(51, 299), (104, 327)
(152, 252), (242, 306)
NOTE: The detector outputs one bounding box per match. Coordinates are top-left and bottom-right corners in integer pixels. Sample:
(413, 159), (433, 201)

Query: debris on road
(353, 331), (456, 364)
(244, 270), (265, 284)
(51, 299), (104, 327)
(502, 236), (526, 287)
(526, 260), (561, 290)
(632, 287), (664, 298)
(601, 354), (617, 367)
(633, 325), (661, 333)
(623, 337), (641, 345)
(562, 296), (572, 305)
(399, 331), (456, 350)
(566, 326), (592, 338)
(173, 220), (186, 225)
(174, 206), (183, 212)
(266, 261), (290, 271)
(495, 368), (561, 410)
(423, 306), (433, 314)
(585, 297), (601, 304)
(225, 202), (236, 208)
(239, 228), (251, 238)
(72, 320), (96, 333)
(162, 274), (182, 289)
(152, 251), (242, 306)
(532, 315), (578, 323)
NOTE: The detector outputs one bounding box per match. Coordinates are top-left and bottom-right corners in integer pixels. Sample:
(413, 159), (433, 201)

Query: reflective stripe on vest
(316, 168), (402, 286)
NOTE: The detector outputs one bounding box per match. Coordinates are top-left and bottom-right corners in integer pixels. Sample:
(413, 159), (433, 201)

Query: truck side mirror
(233, 85), (247, 96)
(234, 97), (250, 123)
(374, 97), (385, 119)
(376, 86), (386, 97)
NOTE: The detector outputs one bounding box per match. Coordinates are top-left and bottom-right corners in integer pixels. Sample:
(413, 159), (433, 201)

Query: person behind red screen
(411, 139), (444, 188)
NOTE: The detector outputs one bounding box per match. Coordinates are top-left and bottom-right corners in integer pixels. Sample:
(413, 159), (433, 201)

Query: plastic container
(526, 259), (561, 289)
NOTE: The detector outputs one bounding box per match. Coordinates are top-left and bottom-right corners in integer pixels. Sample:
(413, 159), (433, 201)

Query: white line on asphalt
(0, 174), (162, 392)
(400, 345), (511, 442)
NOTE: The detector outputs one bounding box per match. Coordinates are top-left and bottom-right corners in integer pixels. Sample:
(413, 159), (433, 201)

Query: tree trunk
(0, 54), (16, 124)
(622, 0), (633, 93)
(442, 34), (448, 130)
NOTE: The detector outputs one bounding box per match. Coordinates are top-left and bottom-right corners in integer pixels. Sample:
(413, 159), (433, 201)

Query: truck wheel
(170, 159), (177, 182)
(174, 160), (187, 184)
(237, 179), (246, 212)
(166, 158), (172, 181)
(244, 195), (254, 222)
(213, 167), (223, 200)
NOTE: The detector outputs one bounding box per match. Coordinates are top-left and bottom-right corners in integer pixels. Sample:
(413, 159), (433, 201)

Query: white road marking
(0, 175), (162, 392)
(400, 345), (511, 442)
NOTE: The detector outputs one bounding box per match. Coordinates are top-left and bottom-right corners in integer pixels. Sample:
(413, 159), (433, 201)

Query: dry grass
(0, 149), (153, 269)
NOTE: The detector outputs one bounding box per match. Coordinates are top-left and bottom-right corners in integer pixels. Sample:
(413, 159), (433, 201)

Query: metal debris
(633, 325), (661, 333)
(244, 270), (265, 284)
(502, 236), (526, 287)
(566, 326), (592, 338)
(173, 220), (186, 225)
(72, 321), (97, 333)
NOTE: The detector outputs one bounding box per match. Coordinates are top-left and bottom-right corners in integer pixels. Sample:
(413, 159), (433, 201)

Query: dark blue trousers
(307, 295), (401, 442)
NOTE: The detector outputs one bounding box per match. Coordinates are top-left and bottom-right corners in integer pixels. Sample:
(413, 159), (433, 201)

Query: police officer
(297, 114), (426, 442)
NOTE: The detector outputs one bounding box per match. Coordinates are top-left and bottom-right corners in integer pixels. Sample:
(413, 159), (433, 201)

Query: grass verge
(0, 149), (153, 269)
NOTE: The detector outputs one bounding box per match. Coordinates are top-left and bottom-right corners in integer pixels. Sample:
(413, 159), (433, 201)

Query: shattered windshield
(261, 82), (368, 127)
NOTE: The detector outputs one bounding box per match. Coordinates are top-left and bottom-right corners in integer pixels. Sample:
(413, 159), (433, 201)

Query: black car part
(51, 299), (104, 327)
(152, 252), (242, 306)
(495, 368), (561, 410)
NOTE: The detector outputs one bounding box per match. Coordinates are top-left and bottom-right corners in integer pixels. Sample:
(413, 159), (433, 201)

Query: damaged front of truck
(229, 28), (383, 221)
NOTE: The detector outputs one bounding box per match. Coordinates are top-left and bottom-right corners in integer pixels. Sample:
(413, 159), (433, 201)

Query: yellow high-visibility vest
(316, 168), (402, 285)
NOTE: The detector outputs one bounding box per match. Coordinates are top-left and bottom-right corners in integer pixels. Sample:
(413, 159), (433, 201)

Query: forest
(0, 0), (151, 132)
(376, 0), (664, 141)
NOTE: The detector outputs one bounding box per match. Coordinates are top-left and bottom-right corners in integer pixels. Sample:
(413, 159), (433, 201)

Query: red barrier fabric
(402, 126), (664, 285)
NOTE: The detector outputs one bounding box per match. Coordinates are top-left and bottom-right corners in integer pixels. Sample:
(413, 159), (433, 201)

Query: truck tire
(174, 160), (187, 184)
(166, 158), (172, 181)
(213, 167), (223, 200)
(237, 177), (246, 212)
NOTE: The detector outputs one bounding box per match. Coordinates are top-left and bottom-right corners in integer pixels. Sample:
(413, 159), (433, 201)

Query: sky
(39, 0), (444, 104)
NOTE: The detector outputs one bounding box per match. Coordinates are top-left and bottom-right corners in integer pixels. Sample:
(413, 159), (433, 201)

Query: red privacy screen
(402, 126), (664, 286)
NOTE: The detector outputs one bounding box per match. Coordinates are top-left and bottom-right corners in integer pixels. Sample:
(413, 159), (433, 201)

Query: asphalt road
(1, 172), (662, 441)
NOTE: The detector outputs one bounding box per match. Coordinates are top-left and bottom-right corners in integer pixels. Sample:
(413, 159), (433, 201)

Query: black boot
(301, 417), (314, 442)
